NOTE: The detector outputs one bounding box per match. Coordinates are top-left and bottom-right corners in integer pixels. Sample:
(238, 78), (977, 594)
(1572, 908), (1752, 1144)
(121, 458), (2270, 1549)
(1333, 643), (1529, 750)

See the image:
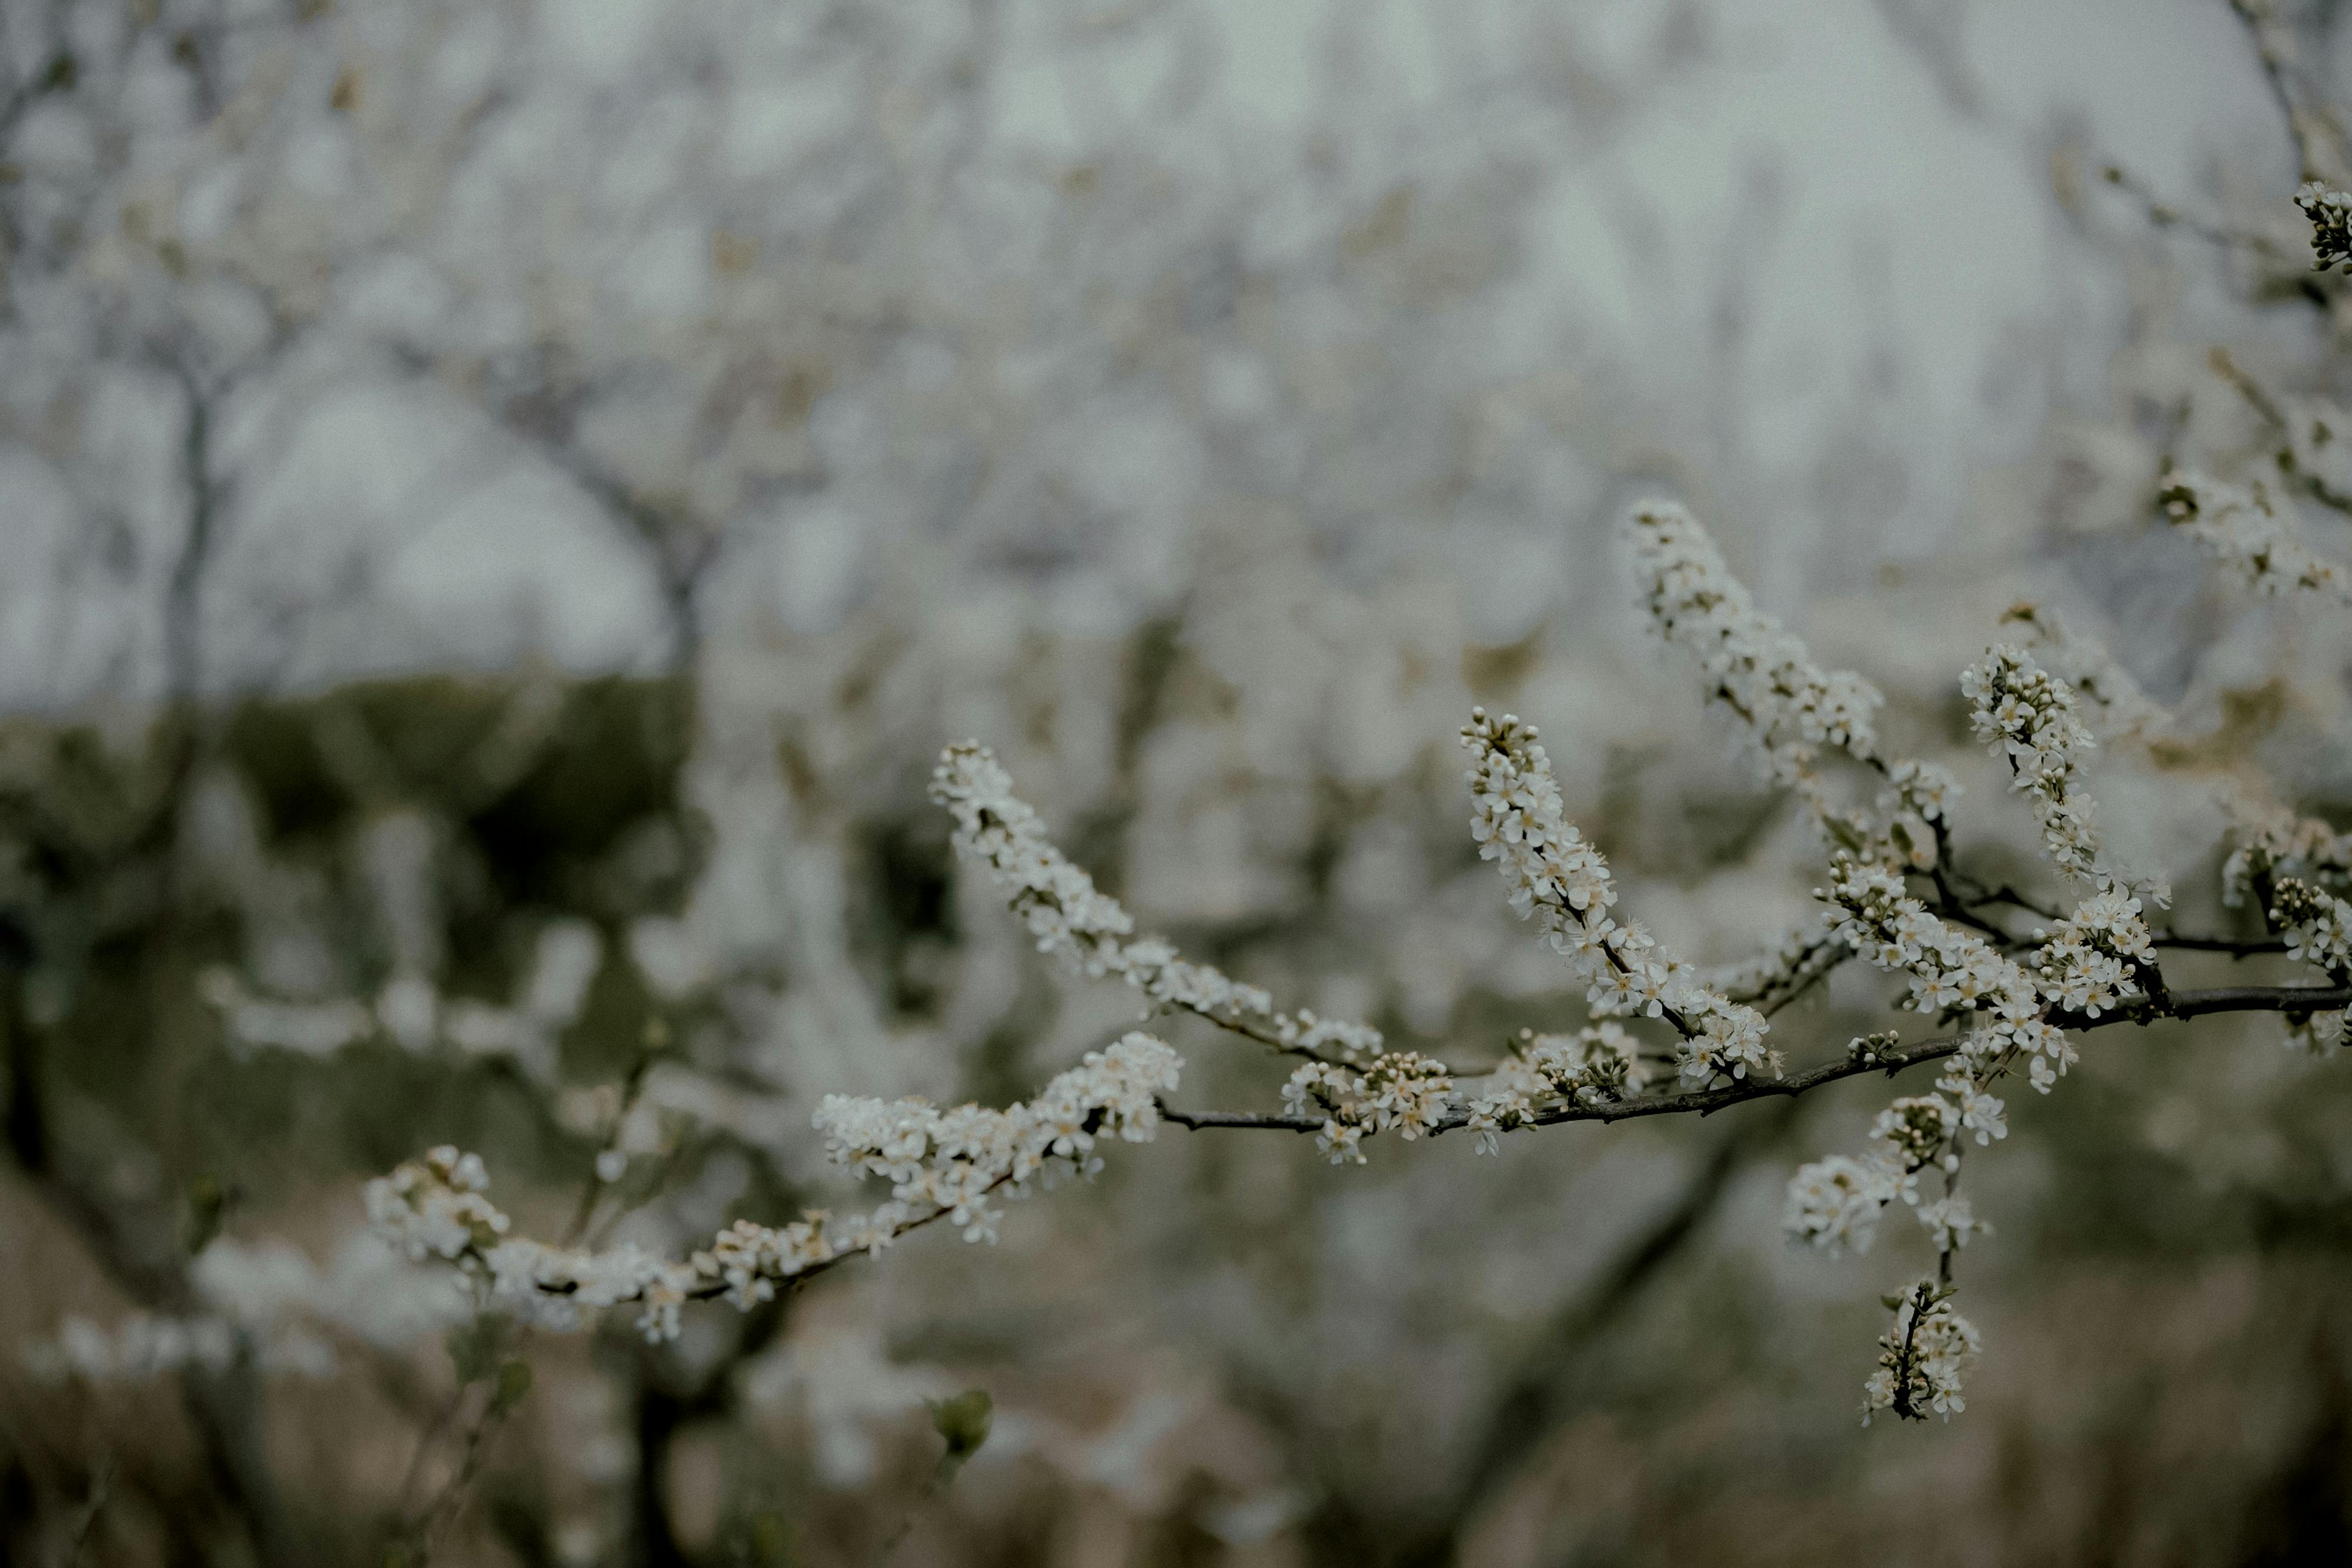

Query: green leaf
(444, 1317), (505, 1386)
(926, 1388), (993, 1483)
(492, 1358), (533, 1413)
(182, 1172), (227, 1256)
(724, 1510), (796, 1566)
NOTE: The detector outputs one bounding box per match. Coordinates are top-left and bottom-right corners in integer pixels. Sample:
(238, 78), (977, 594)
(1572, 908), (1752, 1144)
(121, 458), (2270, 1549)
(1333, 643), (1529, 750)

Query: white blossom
(1871, 1095), (1959, 1171)
(22, 1315), (240, 1385)
(2159, 467), (2352, 604)
(1462, 1024), (1653, 1154)
(2271, 877), (2352, 984)
(1281, 1051), (1455, 1163)
(2284, 1008), (2349, 1057)
(1823, 855), (2064, 1099)
(369, 1034), (1184, 1340)
(2223, 793), (2352, 908)
(1783, 1149), (1906, 1255)
(1861, 1281), (1980, 1424)
(2000, 603), (2164, 738)
(1629, 502), (1959, 872)
(1461, 708), (1778, 1089)
(1962, 646), (2105, 884)
(2030, 888), (2157, 1019)
(1628, 502), (1884, 784)
(2296, 179), (2352, 271)
(933, 744), (1381, 1063)
(1915, 1196), (1987, 1254)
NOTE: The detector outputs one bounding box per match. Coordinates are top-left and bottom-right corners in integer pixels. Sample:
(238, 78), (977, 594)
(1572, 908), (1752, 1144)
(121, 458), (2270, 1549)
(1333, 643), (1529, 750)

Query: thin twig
(2210, 346), (2352, 518)
(2151, 933), (2290, 957)
(64, 1457), (113, 1568)
(2230, 0), (2334, 182)
(1157, 985), (2352, 1140)
(1410, 1099), (1800, 1564)
(2097, 161), (2287, 258)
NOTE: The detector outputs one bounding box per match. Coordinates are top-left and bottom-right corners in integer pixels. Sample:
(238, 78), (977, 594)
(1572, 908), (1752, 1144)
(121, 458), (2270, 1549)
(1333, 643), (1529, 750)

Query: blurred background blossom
(4, 0), (2352, 1563)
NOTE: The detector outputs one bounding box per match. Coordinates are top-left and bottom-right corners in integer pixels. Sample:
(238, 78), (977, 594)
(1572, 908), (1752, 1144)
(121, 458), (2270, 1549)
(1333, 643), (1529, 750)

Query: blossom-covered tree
(11, 2), (2352, 1565)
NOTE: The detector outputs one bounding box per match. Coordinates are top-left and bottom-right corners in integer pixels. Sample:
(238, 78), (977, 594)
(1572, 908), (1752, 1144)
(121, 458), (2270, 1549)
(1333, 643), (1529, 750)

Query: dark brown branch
(1158, 985), (2352, 1139)
(1956, 881), (2062, 921)
(1730, 935), (1853, 1017)
(1950, 873), (2286, 957)
(2159, 984), (2351, 1019)
(2152, 934), (2290, 957)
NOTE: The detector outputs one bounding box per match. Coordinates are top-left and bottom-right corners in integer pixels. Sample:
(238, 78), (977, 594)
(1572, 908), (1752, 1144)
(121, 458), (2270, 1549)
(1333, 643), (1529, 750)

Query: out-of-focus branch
(1, 957), (296, 1568)
(2095, 161), (2290, 259)
(2210, 346), (2352, 517)
(1399, 1099), (1802, 1567)
(2230, 0), (2341, 182)
(626, 1295), (792, 1568)
(164, 359), (220, 702)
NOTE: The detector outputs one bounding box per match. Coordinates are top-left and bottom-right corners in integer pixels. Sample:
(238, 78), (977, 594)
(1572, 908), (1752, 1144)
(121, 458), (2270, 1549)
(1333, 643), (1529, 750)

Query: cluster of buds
(2294, 180), (2352, 271)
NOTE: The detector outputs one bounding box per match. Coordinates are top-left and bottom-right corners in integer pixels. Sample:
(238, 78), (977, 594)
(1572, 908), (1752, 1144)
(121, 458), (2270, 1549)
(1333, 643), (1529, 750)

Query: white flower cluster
(1846, 1029), (1902, 1066)
(1461, 708), (1777, 1088)
(2296, 180), (2352, 271)
(2276, 393), (2352, 499)
(1461, 1024), (1654, 1154)
(2270, 877), (2352, 1051)
(1787, 675), (2168, 1347)
(1861, 1281), (1979, 1424)
(22, 1233), (456, 1386)
(2284, 1009), (2349, 1057)
(367, 1146), (700, 1342)
(2272, 877), (2352, 984)
(368, 1034), (1184, 1342)
(2159, 467), (2352, 604)
(1825, 855), (2068, 1097)
(1783, 1150), (1908, 1256)
(2030, 888), (2159, 1019)
(2222, 794), (2352, 908)
(1281, 1051), (1457, 1164)
(1629, 503), (1960, 874)
(932, 744), (1380, 1062)
(1865, 758), (1963, 871)
(369, 1146), (509, 1259)
(1962, 647), (2104, 884)
(1915, 1195), (1984, 1256)
(816, 1030), (1180, 1228)
(1872, 1094), (1959, 1169)
(1628, 502), (1884, 786)
(1784, 1094), (1994, 1257)
(22, 1315), (239, 1384)
(1793, 847), (2155, 1280)
(2001, 603), (2163, 738)
(200, 918), (604, 1084)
